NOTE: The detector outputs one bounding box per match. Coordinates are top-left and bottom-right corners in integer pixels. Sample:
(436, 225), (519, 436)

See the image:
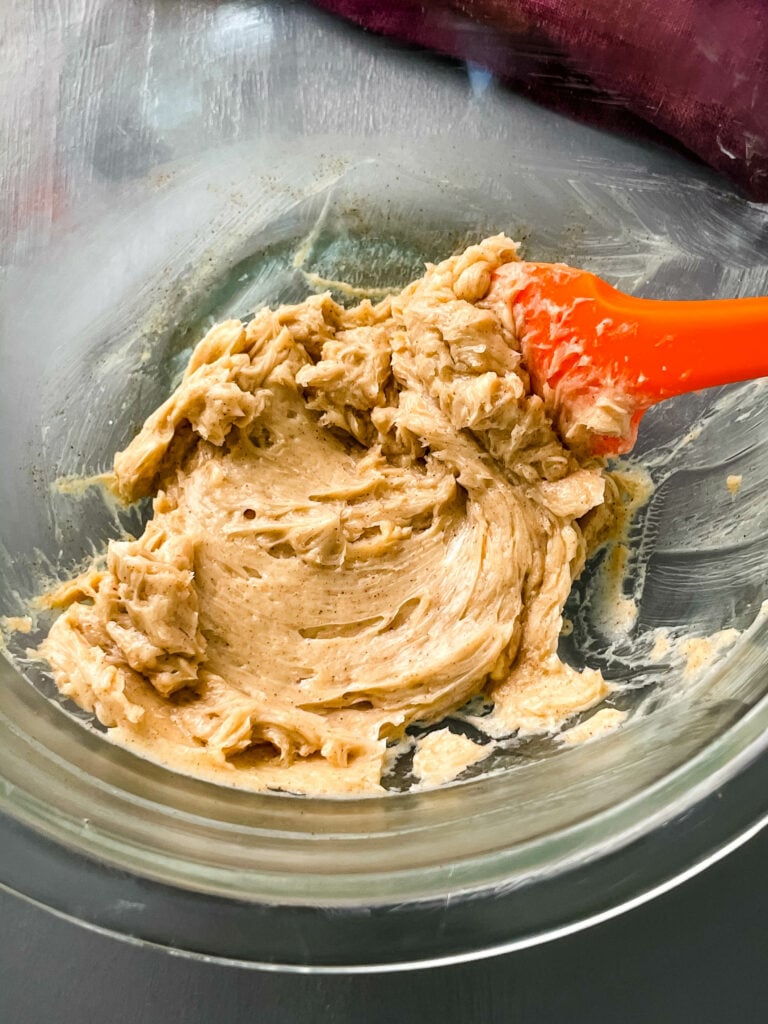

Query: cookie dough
(40, 235), (619, 795)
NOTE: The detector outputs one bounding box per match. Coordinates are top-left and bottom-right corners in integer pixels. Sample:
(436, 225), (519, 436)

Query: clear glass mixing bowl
(1, 0), (766, 971)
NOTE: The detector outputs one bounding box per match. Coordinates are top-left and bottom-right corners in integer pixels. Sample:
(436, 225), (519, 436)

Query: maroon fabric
(314, 0), (768, 201)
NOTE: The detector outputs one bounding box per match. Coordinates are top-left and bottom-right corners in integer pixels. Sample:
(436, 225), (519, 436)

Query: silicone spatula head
(490, 261), (768, 457)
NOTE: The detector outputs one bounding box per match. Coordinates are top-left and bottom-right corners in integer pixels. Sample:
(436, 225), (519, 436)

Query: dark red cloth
(314, 0), (768, 201)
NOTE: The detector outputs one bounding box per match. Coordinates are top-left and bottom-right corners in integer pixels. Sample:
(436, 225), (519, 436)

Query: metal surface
(1, 0), (767, 970)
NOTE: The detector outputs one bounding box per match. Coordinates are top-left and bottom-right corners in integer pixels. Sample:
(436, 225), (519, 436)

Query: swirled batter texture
(41, 236), (618, 794)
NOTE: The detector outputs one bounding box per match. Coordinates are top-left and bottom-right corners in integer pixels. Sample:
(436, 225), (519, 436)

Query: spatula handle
(585, 275), (768, 399)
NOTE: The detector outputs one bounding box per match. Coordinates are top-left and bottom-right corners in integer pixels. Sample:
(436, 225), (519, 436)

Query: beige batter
(40, 235), (622, 795)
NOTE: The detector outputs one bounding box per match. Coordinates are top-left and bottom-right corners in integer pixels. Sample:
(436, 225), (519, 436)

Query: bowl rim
(1, 620), (767, 967)
(1, 718), (765, 971)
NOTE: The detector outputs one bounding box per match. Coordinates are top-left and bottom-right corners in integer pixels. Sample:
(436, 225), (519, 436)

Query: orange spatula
(490, 261), (768, 457)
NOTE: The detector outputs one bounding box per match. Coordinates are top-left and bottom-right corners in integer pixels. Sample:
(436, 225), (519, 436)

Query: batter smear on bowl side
(39, 235), (627, 795)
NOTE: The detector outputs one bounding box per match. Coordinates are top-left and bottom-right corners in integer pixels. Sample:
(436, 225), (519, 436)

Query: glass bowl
(1, 0), (766, 971)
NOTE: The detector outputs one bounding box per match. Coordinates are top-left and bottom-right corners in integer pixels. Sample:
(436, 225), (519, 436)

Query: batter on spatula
(40, 235), (624, 795)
